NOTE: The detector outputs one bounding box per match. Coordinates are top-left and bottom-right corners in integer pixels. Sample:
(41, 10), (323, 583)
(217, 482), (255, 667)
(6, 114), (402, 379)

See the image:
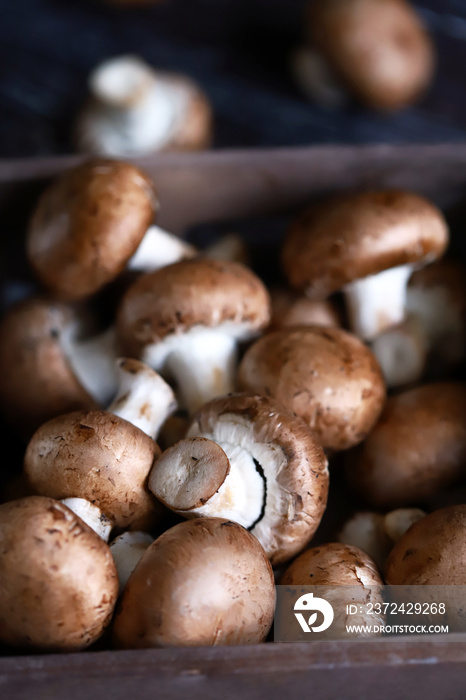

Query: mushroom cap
(0, 496), (118, 651)
(27, 159), (157, 301)
(268, 288), (340, 332)
(346, 383), (466, 509)
(279, 542), (384, 637)
(112, 517), (275, 648)
(281, 541), (383, 586)
(385, 505), (466, 585)
(238, 327), (386, 451)
(186, 393), (329, 566)
(24, 409), (161, 530)
(307, 0), (435, 110)
(117, 258), (270, 357)
(282, 191), (448, 298)
(0, 298), (95, 437)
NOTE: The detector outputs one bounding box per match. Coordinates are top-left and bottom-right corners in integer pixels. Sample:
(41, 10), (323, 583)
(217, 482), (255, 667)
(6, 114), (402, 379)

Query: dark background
(2, 0), (466, 157)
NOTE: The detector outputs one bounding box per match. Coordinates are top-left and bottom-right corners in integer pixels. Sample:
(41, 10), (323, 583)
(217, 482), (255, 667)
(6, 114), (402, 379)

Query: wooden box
(1, 144), (466, 700)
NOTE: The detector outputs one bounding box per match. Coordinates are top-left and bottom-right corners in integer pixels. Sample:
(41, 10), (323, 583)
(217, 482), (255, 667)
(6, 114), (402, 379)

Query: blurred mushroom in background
(75, 55), (213, 157)
(292, 0), (435, 111)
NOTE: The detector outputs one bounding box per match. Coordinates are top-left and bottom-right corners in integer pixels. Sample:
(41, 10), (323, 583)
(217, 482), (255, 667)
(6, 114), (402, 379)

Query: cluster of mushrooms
(1, 156), (466, 654)
(72, 0), (434, 161)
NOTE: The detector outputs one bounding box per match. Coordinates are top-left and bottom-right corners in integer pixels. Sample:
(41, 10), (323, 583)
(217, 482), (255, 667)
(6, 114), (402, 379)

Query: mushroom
(337, 508), (426, 570)
(386, 505), (466, 585)
(27, 158), (158, 301)
(112, 517), (275, 648)
(268, 288), (340, 332)
(150, 393), (329, 566)
(75, 55), (212, 158)
(117, 258), (271, 412)
(0, 496), (118, 651)
(406, 259), (466, 374)
(109, 531), (153, 593)
(371, 316), (427, 388)
(385, 505), (466, 630)
(294, 0), (435, 111)
(238, 326), (386, 451)
(0, 297), (120, 437)
(24, 359), (170, 532)
(346, 383), (466, 509)
(282, 191), (448, 340)
(279, 543), (384, 639)
(371, 260), (466, 387)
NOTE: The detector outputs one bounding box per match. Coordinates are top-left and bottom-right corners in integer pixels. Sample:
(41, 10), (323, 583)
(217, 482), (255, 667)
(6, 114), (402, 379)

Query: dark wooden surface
(3, 1), (466, 157)
(1, 637), (466, 700)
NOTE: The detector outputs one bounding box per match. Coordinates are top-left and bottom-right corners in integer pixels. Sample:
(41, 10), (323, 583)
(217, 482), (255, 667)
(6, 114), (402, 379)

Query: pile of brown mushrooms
(1, 157), (466, 654)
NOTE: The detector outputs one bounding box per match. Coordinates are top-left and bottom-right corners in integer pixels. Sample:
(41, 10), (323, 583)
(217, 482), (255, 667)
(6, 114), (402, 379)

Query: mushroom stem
(63, 326), (120, 405)
(383, 508), (426, 544)
(371, 317), (428, 388)
(150, 438), (264, 528)
(343, 263), (414, 340)
(143, 327), (242, 413)
(291, 46), (347, 108)
(60, 497), (113, 541)
(109, 531), (153, 594)
(107, 358), (177, 439)
(127, 226), (197, 274)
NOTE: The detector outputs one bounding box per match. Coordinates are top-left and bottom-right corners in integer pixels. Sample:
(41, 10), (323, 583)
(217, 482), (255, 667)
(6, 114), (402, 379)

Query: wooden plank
(1, 638), (466, 700)
(3, 144), (466, 233)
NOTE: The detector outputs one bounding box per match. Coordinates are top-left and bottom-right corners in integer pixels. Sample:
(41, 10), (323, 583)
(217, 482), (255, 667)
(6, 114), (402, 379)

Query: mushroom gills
(343, 263), (414, 340)
(187, 414), (289, 547)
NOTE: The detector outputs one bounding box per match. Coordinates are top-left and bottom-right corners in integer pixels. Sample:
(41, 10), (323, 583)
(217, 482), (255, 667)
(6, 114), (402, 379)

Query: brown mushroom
(346, 383), (466, 509)
(268, 287), (340, 332)
(238, 326), (386, 451)
(282, 191), (448, 340)
(279, 542), (384, 639)
(75, 56), (212, 158)
(294, 0), (435, 111)
(27, 158), (157, 301)
(337, 508), (426, 570)
(372, 260), (466, 387)
(24, 406), (160, 532)
(385, 505), (466, 630)
(112, 517), (275, 648)
(386, 505), (466, 585)
(117, 258), (270, 412)
(150, 393), (329, 566)
(0, 496), (118, 651)
(0, 298), (119, 437)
